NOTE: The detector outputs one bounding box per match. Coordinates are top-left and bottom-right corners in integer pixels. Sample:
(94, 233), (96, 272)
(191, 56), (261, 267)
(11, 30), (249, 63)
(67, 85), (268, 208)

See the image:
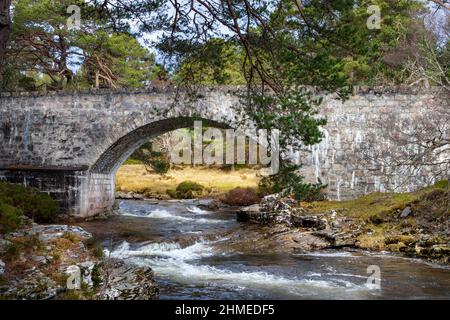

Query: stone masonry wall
(297, 88), (448, 200)
(0, 87), (448, 216)
(0, 169), (115, 217)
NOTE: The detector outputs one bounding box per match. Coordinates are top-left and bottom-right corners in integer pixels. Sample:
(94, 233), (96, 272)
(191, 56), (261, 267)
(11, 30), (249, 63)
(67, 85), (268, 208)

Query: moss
(307, 192), (418, 221)
(398, 217), (417, 228)
(385, 235), (415, 245)
(356, 234), (386, 250)
(123, 158), (143, 165)
(306, 183), (448, 224)
(386, 242), (407, 252)
(433, 179), (449, 189)
(52, 252), (61, 262)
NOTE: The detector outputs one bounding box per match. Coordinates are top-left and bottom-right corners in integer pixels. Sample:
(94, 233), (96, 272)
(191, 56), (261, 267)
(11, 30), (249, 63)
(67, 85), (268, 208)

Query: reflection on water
(75, 200), (450, 300)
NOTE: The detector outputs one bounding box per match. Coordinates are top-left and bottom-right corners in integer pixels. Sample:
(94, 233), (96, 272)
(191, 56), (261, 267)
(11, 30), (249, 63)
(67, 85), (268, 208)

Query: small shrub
(176, 181), (204, 193)
(223, 188), (260, 206)
(167, 181), (204, 199)
(0, 182), (58, 223)
(3, 242), (19, 261)
(91, 263), (103, 288)
(0, 201), (23, 233)
(84, 238), (104, 258)
(52, 238), (74, 250)
(62, 232), (77, 243)
(62, 290), (82, 300)
(148, 155), (170, 174)
(257, 165), (326, 201)
(368, 215), (384, 225)
(23, 234), (43, 249)
(0, 274), (6, 285)
(130, 141), (170, 175)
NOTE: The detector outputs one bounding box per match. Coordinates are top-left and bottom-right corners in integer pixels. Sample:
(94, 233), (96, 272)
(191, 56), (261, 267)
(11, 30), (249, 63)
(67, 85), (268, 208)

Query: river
(75, 199), (450, 300)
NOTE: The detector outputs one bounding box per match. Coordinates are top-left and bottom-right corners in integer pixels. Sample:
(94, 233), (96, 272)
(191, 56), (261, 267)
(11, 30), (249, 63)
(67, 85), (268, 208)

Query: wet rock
(313, 230), (358, 248)
(9, 225), (92, 241)
(260, 193), (297, 212)
(236, 204), (261, 222)
(331, 221), (341, 229)
(98, 259), (159, 300)
(291, 215), (327, 230)
(79, 261), (96, 287)
(238, 194), (324, 230)
(330, 210), (337, 220)
(400, 206), (412, 218)
(0, 239), (12, 254)
(116, 191), (144, 200)
(4, 270), (61, 300)
(196, 199), (221, 211)
(32, 255), (47, 265)
(0, 259), (5, 275)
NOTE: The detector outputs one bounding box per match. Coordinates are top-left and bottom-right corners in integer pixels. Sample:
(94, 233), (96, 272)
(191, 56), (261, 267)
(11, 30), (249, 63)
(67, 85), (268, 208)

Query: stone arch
(90, 117), (231, 175)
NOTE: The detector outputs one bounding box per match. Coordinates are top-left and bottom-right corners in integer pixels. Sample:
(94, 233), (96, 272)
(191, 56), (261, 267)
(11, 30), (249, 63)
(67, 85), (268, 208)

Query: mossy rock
(385, 235), (415, 245)
(356, 234), (385, 250)
(386, 242), (407, 252)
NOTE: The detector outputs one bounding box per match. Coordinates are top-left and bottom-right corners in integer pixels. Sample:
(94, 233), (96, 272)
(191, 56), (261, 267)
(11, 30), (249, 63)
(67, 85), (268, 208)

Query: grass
(304, 179), (449, 222)
(304, 180), (449, 252)
(116, 165), (259, 197)
(304, 192), (419, 222)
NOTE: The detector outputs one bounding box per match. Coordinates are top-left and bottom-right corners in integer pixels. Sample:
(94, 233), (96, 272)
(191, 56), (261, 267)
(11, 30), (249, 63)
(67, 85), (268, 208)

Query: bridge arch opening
(90, 117), (231, 175)
(84, 116), (264, 217)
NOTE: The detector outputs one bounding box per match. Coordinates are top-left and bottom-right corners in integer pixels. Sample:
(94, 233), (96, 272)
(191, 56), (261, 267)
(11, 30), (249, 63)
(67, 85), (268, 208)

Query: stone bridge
(0, 87), (447, 217)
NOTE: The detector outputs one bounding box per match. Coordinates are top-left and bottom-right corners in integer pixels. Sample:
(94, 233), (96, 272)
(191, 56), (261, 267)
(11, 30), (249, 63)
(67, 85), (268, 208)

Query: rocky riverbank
(235, 190), (450, 265)
(0, 222), (159, 300)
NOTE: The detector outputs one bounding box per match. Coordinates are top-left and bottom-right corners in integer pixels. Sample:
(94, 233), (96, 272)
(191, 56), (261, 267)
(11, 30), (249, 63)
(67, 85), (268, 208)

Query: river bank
(0, 222), (159, 300)
(234, 183), (449, 265)
(116, 180), (450, 266)
(73, 199), (450, 299)
(1, 180), (448, 299)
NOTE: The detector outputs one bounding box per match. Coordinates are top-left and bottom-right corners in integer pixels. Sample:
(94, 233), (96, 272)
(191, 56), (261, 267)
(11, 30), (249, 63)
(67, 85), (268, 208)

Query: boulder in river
(97, 259), (159, 300)
(237, 193), (327, 230)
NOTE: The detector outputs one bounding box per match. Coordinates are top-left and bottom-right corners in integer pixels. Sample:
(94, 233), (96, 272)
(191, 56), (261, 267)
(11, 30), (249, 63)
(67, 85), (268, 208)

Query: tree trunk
(58, 33), (73, 89)
(95, 70), (100, 89)
(0, 0), (11, 69)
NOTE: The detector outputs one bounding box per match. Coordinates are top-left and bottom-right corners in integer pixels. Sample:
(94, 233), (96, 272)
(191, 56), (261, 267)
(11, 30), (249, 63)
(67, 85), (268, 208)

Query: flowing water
(75, 200), (450, 300)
